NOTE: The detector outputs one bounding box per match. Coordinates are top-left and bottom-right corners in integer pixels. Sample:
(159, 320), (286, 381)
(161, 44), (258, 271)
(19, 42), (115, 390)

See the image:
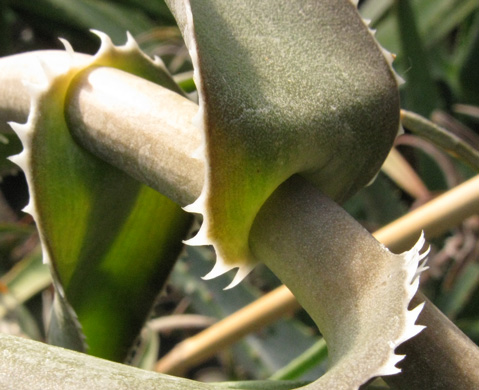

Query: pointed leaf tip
(172, 0), (401, 287)
(58, 38), (74, 55)
(223, 265), (254, 290)
(202, 259), (236, 281)
(14, 29), (192, 361)
(183, 224), (211, 246)
(125, 31), (139, 50)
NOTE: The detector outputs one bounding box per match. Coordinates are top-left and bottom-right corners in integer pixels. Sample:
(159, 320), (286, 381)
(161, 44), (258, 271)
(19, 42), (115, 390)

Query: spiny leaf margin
(8, 31), (192, 359)
(167, 0), (403, 288)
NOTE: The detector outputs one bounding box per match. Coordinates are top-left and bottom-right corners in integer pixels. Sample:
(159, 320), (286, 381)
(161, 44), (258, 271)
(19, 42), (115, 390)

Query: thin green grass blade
(110, 0), (174, 22)
(437, 262), (479, 320)
(417, 0), (479, 49)
(367, 0), (479, 57)
(269, 339), (328, 381)
(9, 0), (157, 45)
(459, 12), (479, 105)
(395, 0), (441, 116)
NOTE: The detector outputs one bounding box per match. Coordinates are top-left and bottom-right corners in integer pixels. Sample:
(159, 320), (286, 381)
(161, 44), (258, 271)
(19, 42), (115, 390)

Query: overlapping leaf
(9, 33), (192, 361)
(167, 0), (401, 288)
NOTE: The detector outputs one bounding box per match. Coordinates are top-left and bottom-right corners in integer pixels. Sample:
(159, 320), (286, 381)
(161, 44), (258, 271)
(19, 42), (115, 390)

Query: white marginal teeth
(8, 122), (31, 146)
(201, 258), (254, 290)
(90, 29), (114, 58)
(59, 38), (74, 56)
(379, 234), (429, 376)
(22, 201), (34, 216)
(224, 265), (254, 290)
(358, 10), (405, 88)
(152, 55), (167, 69)
(374, 351), (404, 376)
(183, 192), (206, 214)
(183, 226), (210, 246)
(407, 302), (426, 338)
(8, 30), (188, 350)
(191, 144), (205, 160)
(183, 203), (201, 214)
(7, 153), (26, 171)
(90, 29), (111, 45)
(125, 31), (139, 50)
(202, 259), (235, 280)
(41, 246), (51, 265)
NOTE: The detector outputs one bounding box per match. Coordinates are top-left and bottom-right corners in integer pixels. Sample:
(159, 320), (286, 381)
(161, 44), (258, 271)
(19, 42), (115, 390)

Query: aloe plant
(0, 1), (478, 389)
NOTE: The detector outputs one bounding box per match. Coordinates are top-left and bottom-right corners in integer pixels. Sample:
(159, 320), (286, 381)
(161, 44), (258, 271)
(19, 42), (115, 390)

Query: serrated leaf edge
(8, 31), (175, 352)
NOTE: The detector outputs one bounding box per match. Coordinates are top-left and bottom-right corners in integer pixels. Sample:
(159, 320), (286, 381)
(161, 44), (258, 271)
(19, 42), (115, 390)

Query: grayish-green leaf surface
(1, 50), (478, 388)
(167, 0), (401, 289)
(8, 33), (192, 362)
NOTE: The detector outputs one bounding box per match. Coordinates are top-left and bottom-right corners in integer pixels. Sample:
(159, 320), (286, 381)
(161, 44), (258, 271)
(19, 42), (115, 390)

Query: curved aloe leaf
(163, 1), (428, 388)
(166, 0), (401, 288)
(1, 45), (477, 388)
(8, 33), (192, 361)
(251, 177), (428, 389)
(0, 333), (220, 390)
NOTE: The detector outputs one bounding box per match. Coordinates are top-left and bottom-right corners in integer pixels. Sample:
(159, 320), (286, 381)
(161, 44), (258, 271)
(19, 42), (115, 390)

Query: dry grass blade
(453, 104), (479, 120)
(381, 147), (430, 200)
(155, 286), (300, 375)
(375, 175), (479, 253)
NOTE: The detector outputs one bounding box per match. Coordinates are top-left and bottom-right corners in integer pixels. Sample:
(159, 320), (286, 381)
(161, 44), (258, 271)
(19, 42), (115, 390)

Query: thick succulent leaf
(250, 177), (428, 389)
(0, 333), (222, 390)
(0, 42), (473, 389)
(164, 1), (426, 388)
(9, 33), (192, 361)
(166, 0), (401, 287)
